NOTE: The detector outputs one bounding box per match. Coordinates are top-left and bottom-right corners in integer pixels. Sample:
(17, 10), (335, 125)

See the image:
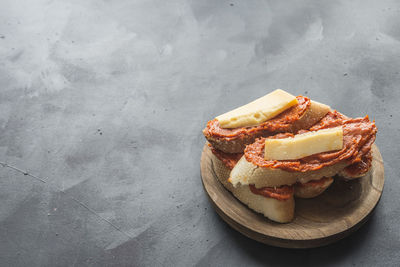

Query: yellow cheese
(216, 89), (298, 129)
(264, 127), (343, 160)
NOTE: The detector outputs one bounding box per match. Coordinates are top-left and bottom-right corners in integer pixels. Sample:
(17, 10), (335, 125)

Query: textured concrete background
(0, 0), (399, 266)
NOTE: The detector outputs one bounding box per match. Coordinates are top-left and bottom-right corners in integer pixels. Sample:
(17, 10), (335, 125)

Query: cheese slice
(264, 127), (343, 160)
(216, 89), (298, 129)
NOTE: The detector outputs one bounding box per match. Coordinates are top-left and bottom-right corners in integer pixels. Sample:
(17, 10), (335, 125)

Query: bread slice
(210, 148), (334, 222)
(339, 152), (373, 180)
(339, 170), (365, 180)
(205, 100), (331, 154)
(294, 177), (334, 198)
(210, 151), (295, 223)
(290, 100), (331, 133)
(229, 111), (377, 188)
(230, 156), (348, 188)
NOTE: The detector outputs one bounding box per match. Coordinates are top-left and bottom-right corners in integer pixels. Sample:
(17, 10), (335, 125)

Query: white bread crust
(211, 152), (295, 223)
(230, 156), (348, 188)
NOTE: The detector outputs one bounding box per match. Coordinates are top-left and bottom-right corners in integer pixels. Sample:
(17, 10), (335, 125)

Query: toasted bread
(294, 177), (334, 198)
(339, 152), (373, 180)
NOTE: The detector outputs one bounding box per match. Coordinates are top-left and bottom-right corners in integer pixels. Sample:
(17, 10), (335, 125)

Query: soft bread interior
(210, 152), (295, 223)
(290, 100), (330, 132)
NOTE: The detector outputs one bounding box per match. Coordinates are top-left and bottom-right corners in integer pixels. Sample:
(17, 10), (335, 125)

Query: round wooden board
(200, 143), (384, 248)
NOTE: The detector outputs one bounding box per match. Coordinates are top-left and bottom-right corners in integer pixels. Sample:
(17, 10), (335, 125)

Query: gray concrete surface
(0, 0), (399, 266)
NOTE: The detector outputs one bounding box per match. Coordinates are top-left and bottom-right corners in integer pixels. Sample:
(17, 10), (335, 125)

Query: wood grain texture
(200, 143), (384, 248)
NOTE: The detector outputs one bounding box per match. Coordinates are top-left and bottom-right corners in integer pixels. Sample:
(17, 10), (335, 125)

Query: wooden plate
(200, 143), (384, 248)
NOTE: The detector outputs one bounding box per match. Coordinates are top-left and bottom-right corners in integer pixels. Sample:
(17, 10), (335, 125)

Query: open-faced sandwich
(203, 89), (331, 153)
(203, 89), (377, 223)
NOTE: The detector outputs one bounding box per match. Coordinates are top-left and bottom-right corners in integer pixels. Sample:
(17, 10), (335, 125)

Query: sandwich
(203, 89), (377, 223)
(203, 89), (331, 153)
(209, 143), (334, 223)
(217, 111), (376, 223)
